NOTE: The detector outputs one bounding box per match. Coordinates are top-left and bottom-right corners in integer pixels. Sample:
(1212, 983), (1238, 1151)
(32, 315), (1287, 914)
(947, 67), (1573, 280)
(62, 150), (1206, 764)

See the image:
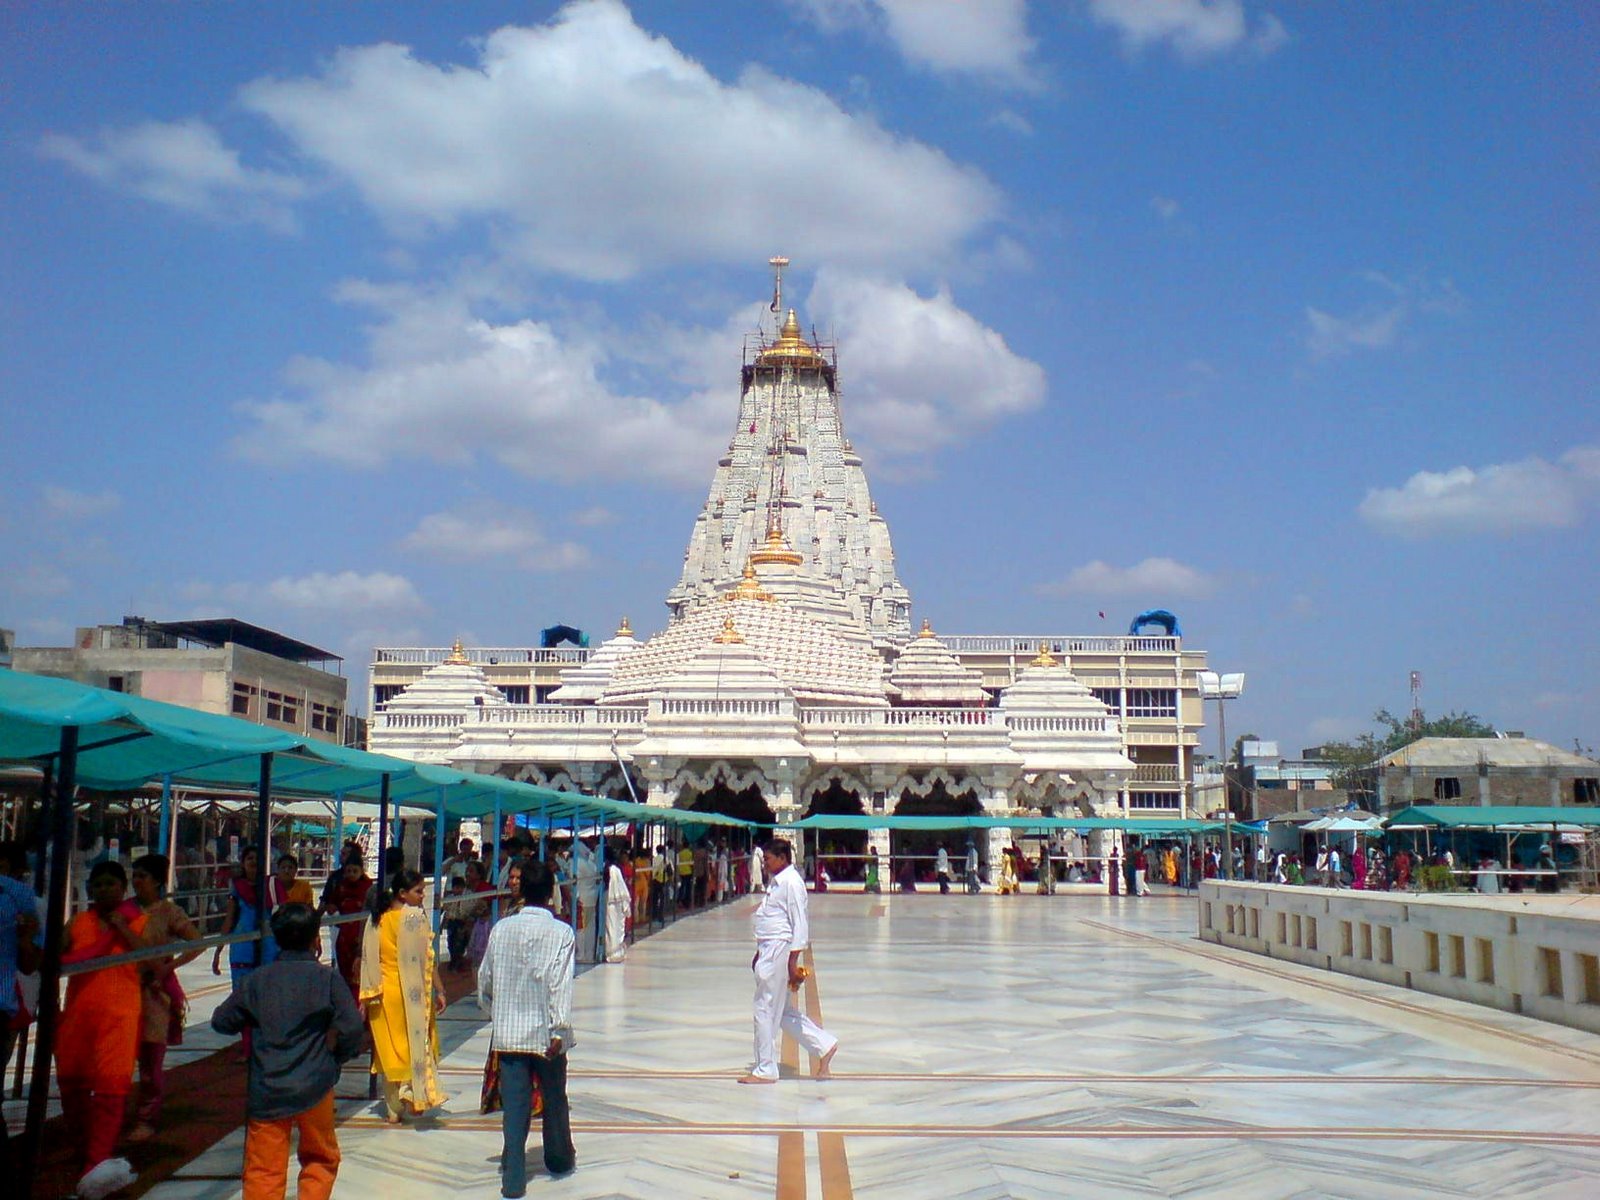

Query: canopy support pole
(156, 774), (174, 889)
(432, 786), (447, 944)
(31, 759), (53, 896)
(20, 725), (79, 1196)
(253, 754), (273, 967)
(333, 790), (345, 864)
(376, 773), (391, 878)
(491, 793), (504, 922)
(570, 815), (581, 958)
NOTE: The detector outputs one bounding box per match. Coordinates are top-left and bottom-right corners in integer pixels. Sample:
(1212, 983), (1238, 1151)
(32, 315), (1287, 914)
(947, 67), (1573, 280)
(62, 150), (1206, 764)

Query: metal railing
(940, 635), (1180, 654)
(372, 647), (591, 665)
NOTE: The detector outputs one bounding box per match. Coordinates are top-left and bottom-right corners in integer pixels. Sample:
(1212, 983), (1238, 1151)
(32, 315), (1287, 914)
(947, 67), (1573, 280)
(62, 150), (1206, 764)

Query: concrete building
(1375, 736), (1600, 811)
(368, 266), (1213, 873)
(13, 616), (350, 744)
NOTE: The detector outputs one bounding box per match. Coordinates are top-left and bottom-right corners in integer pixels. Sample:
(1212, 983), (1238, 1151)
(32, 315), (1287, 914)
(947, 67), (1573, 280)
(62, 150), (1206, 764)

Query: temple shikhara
(370, 260), (1210, 871)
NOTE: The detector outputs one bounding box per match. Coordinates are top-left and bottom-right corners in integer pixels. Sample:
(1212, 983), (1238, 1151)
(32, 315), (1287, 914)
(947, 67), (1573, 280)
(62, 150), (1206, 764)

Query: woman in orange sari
(57, 860), (151, 1198)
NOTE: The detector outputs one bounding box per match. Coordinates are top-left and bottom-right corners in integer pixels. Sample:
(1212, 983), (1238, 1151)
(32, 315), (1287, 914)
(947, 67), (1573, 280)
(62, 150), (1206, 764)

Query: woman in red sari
(321, 853), (373, 999)
(58, 860), (151, 1198)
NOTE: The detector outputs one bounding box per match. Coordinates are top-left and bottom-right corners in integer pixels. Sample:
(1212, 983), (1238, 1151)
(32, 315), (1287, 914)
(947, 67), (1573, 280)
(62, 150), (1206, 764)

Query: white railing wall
(1199, 881), (1600, 1036)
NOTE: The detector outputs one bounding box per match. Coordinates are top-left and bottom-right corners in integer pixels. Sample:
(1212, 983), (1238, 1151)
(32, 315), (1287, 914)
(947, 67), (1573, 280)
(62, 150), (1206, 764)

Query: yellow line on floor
(776, 1129), (807, 1199)
(818, 1131), (854, 1200)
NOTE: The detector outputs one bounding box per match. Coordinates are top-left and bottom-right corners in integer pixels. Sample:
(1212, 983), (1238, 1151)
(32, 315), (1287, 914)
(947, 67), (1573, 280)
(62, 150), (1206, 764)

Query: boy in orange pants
(212, 903), (364, 1200)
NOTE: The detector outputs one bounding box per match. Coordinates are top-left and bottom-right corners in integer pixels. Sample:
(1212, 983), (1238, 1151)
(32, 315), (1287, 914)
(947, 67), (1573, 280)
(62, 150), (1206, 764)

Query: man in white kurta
(739, 839), (838, 1084)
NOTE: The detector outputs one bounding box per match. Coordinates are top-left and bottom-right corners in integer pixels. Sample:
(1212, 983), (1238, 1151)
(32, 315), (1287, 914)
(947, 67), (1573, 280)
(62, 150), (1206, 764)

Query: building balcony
(942, 635), (1179, 654)
(372, 646), (591, 665)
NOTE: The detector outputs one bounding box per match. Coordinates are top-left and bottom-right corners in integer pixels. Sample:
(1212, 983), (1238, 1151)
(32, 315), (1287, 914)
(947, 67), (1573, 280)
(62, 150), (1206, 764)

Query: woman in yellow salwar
(360, 868), (446, 1123)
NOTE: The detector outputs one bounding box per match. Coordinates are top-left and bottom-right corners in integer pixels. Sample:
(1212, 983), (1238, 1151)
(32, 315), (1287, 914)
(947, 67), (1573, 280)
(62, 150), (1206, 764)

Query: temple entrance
(890, 780), (982, 888)
(679, 781), (776, 827)
(803, 779), (867, 883)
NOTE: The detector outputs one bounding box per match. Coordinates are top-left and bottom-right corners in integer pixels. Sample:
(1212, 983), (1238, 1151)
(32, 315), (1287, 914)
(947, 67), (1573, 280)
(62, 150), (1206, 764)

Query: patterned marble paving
(131, 891), (1600, 1199)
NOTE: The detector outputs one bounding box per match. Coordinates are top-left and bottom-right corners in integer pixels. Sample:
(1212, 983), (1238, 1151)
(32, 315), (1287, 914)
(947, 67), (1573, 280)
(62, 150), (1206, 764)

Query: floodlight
(1197, 670), (1244, 699)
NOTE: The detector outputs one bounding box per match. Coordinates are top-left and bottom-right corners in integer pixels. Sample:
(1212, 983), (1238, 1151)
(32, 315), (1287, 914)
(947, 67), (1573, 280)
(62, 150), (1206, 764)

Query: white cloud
(1358, 445), (1600, 538)
(1304, 304), (1405, 359)
(38, 118), (305, 232)
(1036, 556), (1216, 599)
(236, 276), (727, 486)
(1151, 195), (1180, 222)
(401, 508), (591, 571)
(42, 486), (121, 520)
(239, 269), (1042, 485)
(790, 0), (1039, 85)
(235, 0), (998, 279)
(266, 570), (425, 612)
(806, 270), (1046, 458)
(990, 109), (1035, 136)
(572, 507), (616, 527)
(1087, 0), (1288, 60)
(1304, 272), (1464, 361)
(1306, 715), (1363, 743)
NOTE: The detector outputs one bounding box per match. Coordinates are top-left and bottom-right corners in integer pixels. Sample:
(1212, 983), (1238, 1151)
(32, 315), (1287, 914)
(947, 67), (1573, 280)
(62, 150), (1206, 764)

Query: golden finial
(749, 522), (804, 567)
(616, 617), (632, 637)
(919, 619), (935, 639)
(713, 617), (745, 644)
(757, 307), (825, 368)
(723, 561), (774, 602)
(1030, 642), (1060, 668)
(445, 638), (469, 665)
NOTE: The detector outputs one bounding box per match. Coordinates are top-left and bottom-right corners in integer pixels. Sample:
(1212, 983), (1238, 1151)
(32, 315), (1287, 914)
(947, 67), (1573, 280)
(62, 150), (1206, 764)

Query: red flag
(749, 422), (756, 434)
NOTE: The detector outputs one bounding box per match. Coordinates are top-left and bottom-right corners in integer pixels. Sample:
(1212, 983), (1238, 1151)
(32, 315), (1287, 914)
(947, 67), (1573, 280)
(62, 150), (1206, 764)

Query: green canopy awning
(1384, 805), (1600, 829)
(783, 813), (1226, 833)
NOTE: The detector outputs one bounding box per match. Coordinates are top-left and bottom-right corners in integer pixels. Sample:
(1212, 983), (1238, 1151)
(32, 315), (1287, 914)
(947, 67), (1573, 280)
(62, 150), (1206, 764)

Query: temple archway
(889, 776), (982, 885)
(802, 778), (867, 882)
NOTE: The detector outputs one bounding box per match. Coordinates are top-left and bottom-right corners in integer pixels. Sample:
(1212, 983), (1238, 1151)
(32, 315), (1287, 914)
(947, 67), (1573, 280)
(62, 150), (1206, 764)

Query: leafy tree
(1318, 708), (1495, 801)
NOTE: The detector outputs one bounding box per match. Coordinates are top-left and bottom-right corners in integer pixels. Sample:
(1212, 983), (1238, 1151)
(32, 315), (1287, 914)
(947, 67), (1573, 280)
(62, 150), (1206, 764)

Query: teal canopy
(1384, 805), (1600, 829)
(0, 668), (755, 827)
(783, 813), (1226, 833)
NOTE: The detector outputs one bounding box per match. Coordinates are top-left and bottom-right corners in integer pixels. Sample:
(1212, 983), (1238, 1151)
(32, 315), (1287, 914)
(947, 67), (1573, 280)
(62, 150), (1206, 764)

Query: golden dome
(756, 309), (825, 368)
(444, 638), (469, 665)
(1030, 642), (1060, 668)
(616, 617), (632, 637)
(918, 619), (936, 639)
(713, 617), (745, 645)
(722, 562), (774, 602)
(749, 524), (804, 567)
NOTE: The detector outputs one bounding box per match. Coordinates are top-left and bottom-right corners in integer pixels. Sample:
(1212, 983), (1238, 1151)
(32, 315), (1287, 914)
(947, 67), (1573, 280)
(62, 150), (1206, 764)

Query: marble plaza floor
(133, 891), (1600, 1200)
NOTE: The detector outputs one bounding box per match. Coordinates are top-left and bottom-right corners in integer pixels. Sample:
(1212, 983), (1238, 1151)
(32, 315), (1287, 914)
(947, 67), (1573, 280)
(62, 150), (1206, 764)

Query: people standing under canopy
(321, 852), (372, 999)
(57, 861), (151, 1199)
(604, 846), (630, 963)
(360, 868), (446, 1124)
(128, 854), (202, 1144)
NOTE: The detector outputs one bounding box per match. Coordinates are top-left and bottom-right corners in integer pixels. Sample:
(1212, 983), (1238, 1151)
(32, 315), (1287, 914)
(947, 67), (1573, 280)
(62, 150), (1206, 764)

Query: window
(280, 697), (300, 726)
(372, 684), (405, 708)
(1127, 791), (1181, 810)
(1433, 777), (1463, 801)
(232, 683), (256, 716)
(1090, 688), (1121, 711)
(310, 702), (341, 734)
(1575, 778), (1600, 805)
(107, 675), (125, 693)
(501, 685), (531, 705)
(264, 690), (284, 722)
(1124, 688), (1177, 718)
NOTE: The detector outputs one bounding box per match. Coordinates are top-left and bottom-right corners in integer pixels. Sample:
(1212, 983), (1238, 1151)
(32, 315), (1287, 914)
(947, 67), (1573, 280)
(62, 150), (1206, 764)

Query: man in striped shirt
(479, 861), (576, 1198)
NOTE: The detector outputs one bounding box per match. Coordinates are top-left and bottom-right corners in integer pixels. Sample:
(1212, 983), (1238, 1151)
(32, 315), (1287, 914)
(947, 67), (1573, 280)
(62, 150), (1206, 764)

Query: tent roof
(1384, 804), (1600, 829)
(0, 668), (755, 827)
(784, 813), (1225, 833)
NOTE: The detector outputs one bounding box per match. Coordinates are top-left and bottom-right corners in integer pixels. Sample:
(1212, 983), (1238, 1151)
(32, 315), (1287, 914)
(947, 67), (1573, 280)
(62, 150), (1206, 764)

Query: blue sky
(3, 1), (1596, 753)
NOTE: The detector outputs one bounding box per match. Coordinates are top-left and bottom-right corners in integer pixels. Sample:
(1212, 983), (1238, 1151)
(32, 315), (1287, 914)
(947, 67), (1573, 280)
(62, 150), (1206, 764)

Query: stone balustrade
(372, 646), (591, 665)
(658, 698), (785, 716)
(471, 705), (646, 726)
(800, 707), (1005, 727)
(940, 635), (1179, 654)
(370, 712), (464, 730)
(1199, 881), (1600, 1035)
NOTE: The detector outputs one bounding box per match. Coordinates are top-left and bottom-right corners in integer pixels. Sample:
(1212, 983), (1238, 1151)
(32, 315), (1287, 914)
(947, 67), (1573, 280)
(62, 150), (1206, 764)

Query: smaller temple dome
(749, 524), (804, 567)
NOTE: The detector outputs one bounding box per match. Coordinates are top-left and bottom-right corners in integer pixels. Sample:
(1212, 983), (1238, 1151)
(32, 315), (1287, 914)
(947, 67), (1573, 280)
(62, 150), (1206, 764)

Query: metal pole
(1218, 696), (1234, 880)
(156, 773), (173, 887)
(31, 759), (53, 897)
(376, 773), (391, 880)
(253, 754), (273, 966)
(20, 726), (78, 1193)
(491, 793), (504, 921)
(432, 786), (447, 942)
(569, 814), (580, 954)
(333, 790), (345, 865)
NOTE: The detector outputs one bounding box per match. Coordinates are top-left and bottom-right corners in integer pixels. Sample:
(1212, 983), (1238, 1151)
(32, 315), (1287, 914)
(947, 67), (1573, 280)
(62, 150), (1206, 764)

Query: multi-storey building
(369, 265), (1211, 871)
(14, 616), (350, 744)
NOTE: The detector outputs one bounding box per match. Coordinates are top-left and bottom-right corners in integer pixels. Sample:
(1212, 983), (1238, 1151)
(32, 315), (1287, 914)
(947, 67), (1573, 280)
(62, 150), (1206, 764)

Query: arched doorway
(803, 779), (867, 882)
(682, 780), (776, 826)
(891, 778), (982, 886)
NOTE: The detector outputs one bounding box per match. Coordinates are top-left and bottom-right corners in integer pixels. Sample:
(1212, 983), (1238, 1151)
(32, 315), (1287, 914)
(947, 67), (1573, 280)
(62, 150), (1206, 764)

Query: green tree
(1319, 708), (1496, 800)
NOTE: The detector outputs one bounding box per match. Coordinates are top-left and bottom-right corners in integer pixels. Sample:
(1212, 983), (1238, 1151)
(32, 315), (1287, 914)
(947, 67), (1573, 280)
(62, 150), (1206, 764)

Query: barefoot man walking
(739, 838), (838, 1085)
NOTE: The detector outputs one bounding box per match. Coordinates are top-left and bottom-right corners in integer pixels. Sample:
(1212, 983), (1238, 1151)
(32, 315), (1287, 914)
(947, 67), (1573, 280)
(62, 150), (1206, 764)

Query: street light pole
(1197, 670), (1246, 881)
